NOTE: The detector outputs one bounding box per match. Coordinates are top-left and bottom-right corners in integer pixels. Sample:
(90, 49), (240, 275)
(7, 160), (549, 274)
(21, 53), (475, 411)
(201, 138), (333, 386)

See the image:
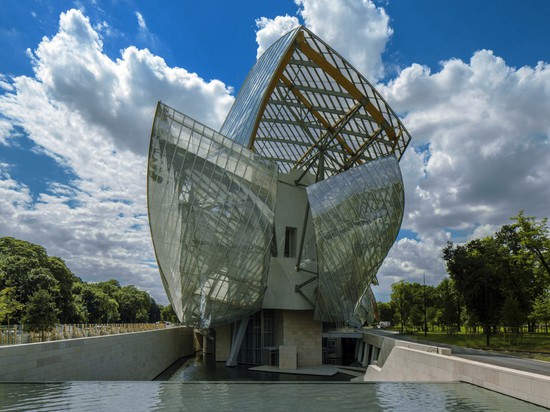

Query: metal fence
(0, 323), (175, 346)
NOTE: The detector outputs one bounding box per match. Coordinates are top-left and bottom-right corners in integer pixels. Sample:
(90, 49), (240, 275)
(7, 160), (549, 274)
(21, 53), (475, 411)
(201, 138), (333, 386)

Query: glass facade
(220, 26), (411, 180)
(148, 103), (278, 328)
(307, 155), (404, 325)
(147, 26), (411, 330)
(220, 27), (300, 147)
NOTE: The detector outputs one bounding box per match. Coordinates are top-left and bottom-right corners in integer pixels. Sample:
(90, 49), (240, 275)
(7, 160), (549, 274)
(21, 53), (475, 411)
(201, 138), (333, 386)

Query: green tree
(531, 290), (550, 333)
(436, 278), (461, 331)
(95, 279), (121, 297)
(148, 297), (161, 323)
(0, 237), (80, 323)
(117, 285), (151, 323)
(390, 281), (415, 333)
(76, 284), (120, 323)
(443, 238), (506, 346)
(511, 211), (550, 279)
(23, 289), (59, 341)
(0, 287), (23, 327)
(500, 295), (524, 335)
(45, 256), (79, 323)
(161, 304), (178, 323)
(377, 301), (394, 325)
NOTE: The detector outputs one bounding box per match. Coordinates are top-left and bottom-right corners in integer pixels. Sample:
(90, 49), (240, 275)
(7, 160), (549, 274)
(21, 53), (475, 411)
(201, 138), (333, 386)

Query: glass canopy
(221, 26), (411, 181)
(306, 155), (404, 324)
(148, 103), (278, 328)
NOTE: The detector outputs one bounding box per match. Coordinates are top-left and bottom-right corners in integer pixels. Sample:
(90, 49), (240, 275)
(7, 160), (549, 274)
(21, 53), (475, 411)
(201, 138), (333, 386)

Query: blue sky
(1, 0), (550, 304)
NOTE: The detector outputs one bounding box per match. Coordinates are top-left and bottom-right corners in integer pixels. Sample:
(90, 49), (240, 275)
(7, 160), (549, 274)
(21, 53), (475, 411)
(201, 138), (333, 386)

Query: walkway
(369, 329), (550, 376)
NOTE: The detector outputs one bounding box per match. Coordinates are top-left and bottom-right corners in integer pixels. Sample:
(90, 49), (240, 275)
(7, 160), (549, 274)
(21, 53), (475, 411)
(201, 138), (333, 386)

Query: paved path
(368, 329), (550, 377)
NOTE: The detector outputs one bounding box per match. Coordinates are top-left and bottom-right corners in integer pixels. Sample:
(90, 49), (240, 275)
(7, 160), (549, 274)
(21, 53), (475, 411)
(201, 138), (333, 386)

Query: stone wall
(281, 310), (321, 366)
(363, 333), (550, 408)
(0, 327), (195, 381)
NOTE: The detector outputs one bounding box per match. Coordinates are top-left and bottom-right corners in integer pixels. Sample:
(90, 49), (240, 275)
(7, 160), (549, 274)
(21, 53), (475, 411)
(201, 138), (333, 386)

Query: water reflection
(155, 355), (350, 382)
(0, 382), (544, 411)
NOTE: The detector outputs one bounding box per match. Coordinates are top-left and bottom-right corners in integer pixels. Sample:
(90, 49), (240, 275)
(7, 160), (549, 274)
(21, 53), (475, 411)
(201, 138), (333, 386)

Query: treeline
(379, 212), (550, 345)
(0, 237), (177, 334)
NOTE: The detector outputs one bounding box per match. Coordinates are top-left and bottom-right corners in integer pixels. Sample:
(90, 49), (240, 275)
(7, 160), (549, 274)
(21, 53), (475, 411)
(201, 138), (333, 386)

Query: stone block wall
(281, 310), (321, 366)
(0, 327), (194, 381)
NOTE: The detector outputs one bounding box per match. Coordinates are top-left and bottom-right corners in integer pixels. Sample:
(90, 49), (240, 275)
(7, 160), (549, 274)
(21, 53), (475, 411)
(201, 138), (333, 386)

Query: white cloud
(296, 0), (393, 81)
(373, 50), (550, 299)
(0, 9), (235, 304)
(135, 11), (147, 31)
(255, 0), (392, 81)
(255, 15), (300, 59)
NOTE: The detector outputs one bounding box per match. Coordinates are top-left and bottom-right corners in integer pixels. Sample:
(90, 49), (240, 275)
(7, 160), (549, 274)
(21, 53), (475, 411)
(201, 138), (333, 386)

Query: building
(147, 26), (411, 367)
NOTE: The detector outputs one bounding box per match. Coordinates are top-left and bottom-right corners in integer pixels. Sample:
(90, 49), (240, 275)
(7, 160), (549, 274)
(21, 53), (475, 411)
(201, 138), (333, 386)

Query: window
(284, 226), (297, 258)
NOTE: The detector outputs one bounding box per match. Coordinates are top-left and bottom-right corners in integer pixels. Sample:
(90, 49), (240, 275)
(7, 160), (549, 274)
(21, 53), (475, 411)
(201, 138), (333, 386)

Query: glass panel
(148, 103), (278, 328)
(220, 28), (300, 147)
(306, 155), (404, 325)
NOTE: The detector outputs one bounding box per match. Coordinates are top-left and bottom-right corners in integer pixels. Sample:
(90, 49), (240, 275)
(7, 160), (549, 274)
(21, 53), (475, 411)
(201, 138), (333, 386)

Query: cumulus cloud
(374, 50), (550, 300)
(0, 9), (235, 303)
(14, 9), (234, 156)
(296, 0), (392, 81)
(255, 15), (300, 59)
(255, 0), (392, 81)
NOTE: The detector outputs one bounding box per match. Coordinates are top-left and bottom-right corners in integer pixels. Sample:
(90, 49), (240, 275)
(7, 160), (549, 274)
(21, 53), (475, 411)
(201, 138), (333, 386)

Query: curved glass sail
(148, 102), (278, 328)
(221, 26), (411, 180)
(148, 26), (412, 330)
(306, 155), (404, 324)
(220, 27), (300, 146)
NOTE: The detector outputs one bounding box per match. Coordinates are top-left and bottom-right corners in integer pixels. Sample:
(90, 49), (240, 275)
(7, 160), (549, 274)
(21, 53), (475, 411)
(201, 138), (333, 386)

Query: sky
(1, 0), (550, 305)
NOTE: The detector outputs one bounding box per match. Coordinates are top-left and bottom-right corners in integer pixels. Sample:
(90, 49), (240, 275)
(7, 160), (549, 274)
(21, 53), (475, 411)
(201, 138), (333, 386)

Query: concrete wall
(281, 310), (321, 366)
(262, 170), (317, 311)
(364, 334), (550, 408)
(0, 327), (195, 382)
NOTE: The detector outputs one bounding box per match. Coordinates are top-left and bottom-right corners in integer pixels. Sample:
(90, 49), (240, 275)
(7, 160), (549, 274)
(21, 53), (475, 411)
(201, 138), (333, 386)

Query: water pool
(0, 381), (544, 411)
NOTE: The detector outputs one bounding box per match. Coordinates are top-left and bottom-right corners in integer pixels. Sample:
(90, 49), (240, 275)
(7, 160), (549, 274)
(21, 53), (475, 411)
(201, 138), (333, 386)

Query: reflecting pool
(0, 382), (544, 411)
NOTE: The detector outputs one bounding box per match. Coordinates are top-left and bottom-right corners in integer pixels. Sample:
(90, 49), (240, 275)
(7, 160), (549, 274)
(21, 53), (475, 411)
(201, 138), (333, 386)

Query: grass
(397, 330), (550, 362)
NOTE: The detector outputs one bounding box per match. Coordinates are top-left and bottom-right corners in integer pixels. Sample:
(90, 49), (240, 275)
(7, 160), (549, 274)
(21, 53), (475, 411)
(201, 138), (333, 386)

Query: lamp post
(423, 273), (428, 338)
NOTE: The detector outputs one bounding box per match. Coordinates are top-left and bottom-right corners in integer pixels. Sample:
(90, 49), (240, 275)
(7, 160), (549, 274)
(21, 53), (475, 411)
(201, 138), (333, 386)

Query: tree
(443, 238), (506, 346)
(0, 237), (80, 323)
(117, 285), (151, 323)
(511, 211), (550, 280)
(0, 237), (159, 326)
(391, 281), (415, 333)
(23, 290), (59, 341)
(161, 304), (178, 323)
(45, 256), (79, 323)
(377, 301), (394, 325)
(501, 295), (524, 338)
(436, 278), (461, 331)
(0, 287), (23, 327)
(76, 284), (120, 323)
(148, 297), (161, 323)
(531, 290), (550, 333)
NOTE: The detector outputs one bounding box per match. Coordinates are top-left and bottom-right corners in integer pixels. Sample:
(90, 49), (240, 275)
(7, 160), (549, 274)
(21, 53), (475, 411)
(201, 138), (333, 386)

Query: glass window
(284, 226), (297, 258)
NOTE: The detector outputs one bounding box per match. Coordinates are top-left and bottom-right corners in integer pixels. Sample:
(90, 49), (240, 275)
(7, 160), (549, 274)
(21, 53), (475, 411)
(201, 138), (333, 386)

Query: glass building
(148, 26), (411, 367)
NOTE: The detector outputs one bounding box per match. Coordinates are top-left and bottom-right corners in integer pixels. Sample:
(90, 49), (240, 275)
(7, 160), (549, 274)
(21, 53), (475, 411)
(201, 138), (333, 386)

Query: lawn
(400, 331), (550, 362)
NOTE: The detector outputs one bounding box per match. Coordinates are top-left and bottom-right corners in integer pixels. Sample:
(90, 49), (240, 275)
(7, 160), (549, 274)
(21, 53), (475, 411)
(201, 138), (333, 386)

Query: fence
(0, 323), (175, 346)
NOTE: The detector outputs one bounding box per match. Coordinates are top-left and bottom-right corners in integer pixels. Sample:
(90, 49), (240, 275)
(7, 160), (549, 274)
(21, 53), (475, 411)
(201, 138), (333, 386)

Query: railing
(0, 323), (177, 346)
